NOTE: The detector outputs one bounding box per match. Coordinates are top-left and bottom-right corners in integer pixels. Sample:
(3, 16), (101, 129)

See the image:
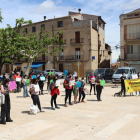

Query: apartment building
(14, 9), (111, 77)
(120, 8), (140, 72)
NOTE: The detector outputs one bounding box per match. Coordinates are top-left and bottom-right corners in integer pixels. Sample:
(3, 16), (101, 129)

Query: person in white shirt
(30, 78), (44, 112)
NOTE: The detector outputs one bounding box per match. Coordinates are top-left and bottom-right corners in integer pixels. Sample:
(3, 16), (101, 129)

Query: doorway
(59, 64), (63, 72)
(75, 31), (80, 43)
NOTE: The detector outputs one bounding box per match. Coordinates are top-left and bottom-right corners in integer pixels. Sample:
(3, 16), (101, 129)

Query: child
(50, 76), (60, 110)
(73, 77), (79, 104)
(79, 77), (86, 103)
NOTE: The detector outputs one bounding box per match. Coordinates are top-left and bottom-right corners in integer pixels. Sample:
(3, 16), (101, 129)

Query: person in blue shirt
(73, 77), (79, 104)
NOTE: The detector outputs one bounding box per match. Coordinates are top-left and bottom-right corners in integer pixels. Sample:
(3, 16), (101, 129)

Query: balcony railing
(70, 38), (84, 45)
(124, 33), (140, 40)
(126, 54), (140, 60)
(55, 55), (84, 61)
(35, 56), (48, 62)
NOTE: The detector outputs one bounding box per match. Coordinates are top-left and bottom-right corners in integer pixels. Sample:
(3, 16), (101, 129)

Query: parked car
(44, 69), (64, 78)
(93, 68), (114, 80)
(112, 67), (136, 83)
(29, 69), (44, 76)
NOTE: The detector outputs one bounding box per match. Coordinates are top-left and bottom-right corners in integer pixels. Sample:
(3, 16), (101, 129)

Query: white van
(112, 67), (136, 83)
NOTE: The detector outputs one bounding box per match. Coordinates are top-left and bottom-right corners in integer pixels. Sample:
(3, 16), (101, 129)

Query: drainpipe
(52, 23), (55, 69)
(97, 18), (100, 68)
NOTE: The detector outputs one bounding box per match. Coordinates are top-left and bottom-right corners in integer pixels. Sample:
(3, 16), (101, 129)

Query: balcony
(92, 21), (97, 30)
(70, 38), (84, 45)
(126, 54), (140, 60)
(35, 56), (48, 62)
(124, 33), (140, 41)
(55, 55), (84, 62)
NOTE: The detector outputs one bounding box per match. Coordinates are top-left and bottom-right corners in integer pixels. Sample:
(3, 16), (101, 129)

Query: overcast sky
(0, 0), (139, 63)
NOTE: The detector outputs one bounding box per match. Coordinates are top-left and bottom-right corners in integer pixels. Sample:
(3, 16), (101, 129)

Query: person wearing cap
(95, 74), (103, 101)
(13, 72), (21, 93)
(64, 72), (73, 107)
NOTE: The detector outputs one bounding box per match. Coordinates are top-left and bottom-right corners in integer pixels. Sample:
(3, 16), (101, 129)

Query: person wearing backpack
(0, 79), (15, 124)
(79, 77), (86, 103)
(64, 72), (73, 107)
(50, 76), (60, 110)
(22, 75), (30, 98)
(30, 78), (45, 113)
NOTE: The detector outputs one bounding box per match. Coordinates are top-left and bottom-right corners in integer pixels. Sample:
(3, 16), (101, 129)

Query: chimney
(78, 9), (81, 14)
(44, 16), (46, 21)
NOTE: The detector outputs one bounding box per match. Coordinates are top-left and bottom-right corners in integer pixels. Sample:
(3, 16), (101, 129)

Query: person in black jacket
(37, 72), (44, 95)
(120, 72), (126, 97)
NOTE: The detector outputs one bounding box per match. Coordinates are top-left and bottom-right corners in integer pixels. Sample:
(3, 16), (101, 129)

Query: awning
(24, 62), (46, 69)
(14, 63), (22, 65)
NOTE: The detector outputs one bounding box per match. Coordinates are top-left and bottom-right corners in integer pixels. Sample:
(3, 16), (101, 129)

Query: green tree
(0, 9), (63, 76)
(117, 55), (121, 62)
(0, 15), (32, 75)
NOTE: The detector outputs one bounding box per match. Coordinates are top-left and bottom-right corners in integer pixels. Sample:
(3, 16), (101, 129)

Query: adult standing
(30, 78), (44, 112)
(14, 68), (17, 74)
(37, 72), (44, 95)
(79, 77), (86, 103)
(64, 72), (73, 107)
(9, 72), (14, 81)
(1, 79), (15, 124)
(13, 72), (21, 93)
(95, 74), (103, 101)
(20, 69), (23, 78)
(89, 73), (96, 95)
(46, 70), (51, 90)
(120, 72), (126, 97)
(22, 75), (30, 97)
(50, 76), (60, 110)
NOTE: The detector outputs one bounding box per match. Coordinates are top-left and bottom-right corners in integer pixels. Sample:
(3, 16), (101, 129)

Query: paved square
(1, 83), (140, 140)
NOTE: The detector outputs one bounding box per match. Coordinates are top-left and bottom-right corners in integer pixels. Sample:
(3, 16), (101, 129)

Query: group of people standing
(0, 70), (104, 124)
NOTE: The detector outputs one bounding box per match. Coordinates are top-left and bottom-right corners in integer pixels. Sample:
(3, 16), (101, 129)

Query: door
(42, 54), (45, 61)
(59, 64), (63, 72)
(73, 62), (84, 77)
(60, 49), (64, 60)
(75, 48), (80, 60)
(75, 32), (80, 43)
(6, 64), (9, 73)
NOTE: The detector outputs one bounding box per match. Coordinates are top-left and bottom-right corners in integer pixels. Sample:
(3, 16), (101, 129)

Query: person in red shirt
(13, 72), (21, 93)
(89, 73), (96, 95)
(64, 72), (73, 107)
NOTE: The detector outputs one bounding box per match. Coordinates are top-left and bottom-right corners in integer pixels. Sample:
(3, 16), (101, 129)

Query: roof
(111, 62), (120, 66)
(126, 8), (140, 15)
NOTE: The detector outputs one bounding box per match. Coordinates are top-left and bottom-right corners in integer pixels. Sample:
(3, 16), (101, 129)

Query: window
(57, 21), (63, 27)
(103, 38), (104, 44)
(24, 28), (27, 33)
(115, 69), (129, 74)
(41, 24), (45, 30)
(60, 49), (64, 60)
(127, 45), (133, 54)
(103, 24), (105, 30)
(135, 14), (139, 16)
(103, 51), (104, 57)
(99, 22), (101, 27)
(32, 26), (36, 32)
(76, 48), (80, 60)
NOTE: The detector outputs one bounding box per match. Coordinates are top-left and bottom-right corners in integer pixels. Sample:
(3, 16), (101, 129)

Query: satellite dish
(48, 61), (51, 64)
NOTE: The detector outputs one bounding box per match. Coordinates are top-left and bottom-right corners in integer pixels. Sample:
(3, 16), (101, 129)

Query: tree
(117, 55), (121, 62)
(0, 13), (32, 75)
(0, 8), (63, 76)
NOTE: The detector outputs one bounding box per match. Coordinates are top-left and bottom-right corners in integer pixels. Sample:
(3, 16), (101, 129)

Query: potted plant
(99, 54), (102, 56)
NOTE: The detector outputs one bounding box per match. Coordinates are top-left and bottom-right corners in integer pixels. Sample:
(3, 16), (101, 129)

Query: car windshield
(115, 69), (129, 74)
(94, 69), (105, 74)
(54, 70), (60, 72)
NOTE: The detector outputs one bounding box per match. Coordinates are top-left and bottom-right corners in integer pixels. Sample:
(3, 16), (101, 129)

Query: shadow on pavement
(42, 107), (51, 110)
(57, 104), (64, 106)
(87, 99), (98, 102)
(21, 111), (30, 114)
(17, 96), (25, 98)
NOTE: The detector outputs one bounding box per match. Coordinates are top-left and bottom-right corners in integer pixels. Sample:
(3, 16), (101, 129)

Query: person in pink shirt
(89, 73), (96, 95)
